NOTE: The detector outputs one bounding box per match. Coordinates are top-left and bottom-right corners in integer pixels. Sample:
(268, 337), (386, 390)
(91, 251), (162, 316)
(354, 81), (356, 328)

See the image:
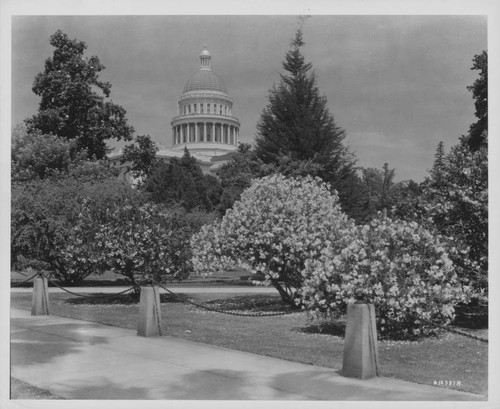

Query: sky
(8, 14), (488, 182)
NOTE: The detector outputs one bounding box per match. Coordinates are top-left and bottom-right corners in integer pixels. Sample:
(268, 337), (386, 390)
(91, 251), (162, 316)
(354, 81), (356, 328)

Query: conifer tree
(463, 51), (487, 152)
(431, 141), (445, 187)
(255, 27), (356, 195)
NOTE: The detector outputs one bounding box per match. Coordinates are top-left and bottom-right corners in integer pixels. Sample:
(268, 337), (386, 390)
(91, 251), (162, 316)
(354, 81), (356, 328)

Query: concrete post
(31, 276), (49, 316)
(342, 302), (379, 379)
(137, 286), (162, 337)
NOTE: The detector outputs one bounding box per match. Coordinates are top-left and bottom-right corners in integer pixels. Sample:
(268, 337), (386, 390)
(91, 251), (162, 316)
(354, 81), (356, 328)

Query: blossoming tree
(300, 216), (470, 338)
(191, 174), (355, 304)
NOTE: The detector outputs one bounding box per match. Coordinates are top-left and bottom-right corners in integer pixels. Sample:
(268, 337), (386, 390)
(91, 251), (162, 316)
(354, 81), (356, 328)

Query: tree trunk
(271, 279), (295, 306)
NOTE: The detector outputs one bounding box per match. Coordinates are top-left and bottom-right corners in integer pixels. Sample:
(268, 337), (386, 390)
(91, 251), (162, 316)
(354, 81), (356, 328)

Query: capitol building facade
(109, 46), (240, 175)
(171, 46), (240, 154)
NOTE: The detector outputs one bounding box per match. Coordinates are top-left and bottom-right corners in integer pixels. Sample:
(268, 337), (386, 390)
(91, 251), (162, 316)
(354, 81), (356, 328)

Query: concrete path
(11, 286), (278, 294)
(10, 309), (485, 401)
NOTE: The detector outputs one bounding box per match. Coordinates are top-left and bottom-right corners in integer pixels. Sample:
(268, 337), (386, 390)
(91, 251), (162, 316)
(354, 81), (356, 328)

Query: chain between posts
(11, 273), (489, 342)
(10, 272), (40, 287)
(11, 271), (136, 298)
(157, 283), (311, 317)
(45, 275), (135, 299)
(155, 284), (491, 340)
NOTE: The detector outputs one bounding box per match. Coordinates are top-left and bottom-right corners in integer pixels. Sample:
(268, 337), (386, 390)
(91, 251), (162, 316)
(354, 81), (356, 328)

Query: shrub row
(192, 174), (472, 338)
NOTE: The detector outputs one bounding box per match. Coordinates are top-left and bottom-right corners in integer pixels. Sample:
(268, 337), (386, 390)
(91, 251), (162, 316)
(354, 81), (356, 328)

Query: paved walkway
(11, 285), (278, 294)
(10, 308), (485, 401)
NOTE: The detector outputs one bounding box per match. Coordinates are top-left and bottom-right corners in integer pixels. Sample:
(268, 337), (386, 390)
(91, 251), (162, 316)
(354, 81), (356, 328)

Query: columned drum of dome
(170, 46), (240, 157)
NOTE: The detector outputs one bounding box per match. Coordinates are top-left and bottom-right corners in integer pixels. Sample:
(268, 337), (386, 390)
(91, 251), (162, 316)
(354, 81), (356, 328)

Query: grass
(10, 290), (488, 397)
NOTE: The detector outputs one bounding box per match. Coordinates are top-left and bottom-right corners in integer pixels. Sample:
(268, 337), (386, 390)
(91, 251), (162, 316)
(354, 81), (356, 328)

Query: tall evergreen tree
(431, 141), (445, 188)
(26, 30), (134, 159)
(254, 27), (356, 197)
(463, 51), (487, 152)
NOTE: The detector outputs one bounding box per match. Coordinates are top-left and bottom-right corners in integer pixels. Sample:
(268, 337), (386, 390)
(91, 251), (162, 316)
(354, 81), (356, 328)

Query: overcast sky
(10, 14), (487, 182)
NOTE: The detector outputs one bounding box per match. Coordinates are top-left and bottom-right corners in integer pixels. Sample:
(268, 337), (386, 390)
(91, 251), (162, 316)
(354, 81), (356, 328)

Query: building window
(201, 103), (204, 113)
(194, 104), (197, 113)
(207, 103), (210, 113)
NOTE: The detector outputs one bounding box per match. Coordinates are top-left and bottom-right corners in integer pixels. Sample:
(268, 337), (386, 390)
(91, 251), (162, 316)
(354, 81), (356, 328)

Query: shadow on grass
(294, 320), (346, 338)
(453, 301), (488, 329)
(204, 295), (296, 312)
(63, 293), (184, 306)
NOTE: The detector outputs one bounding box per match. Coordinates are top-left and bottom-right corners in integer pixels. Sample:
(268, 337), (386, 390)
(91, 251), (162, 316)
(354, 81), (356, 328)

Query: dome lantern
(200, 45), (211, 70)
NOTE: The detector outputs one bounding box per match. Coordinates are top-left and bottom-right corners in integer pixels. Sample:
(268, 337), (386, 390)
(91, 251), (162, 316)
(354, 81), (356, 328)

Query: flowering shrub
(300, 216), (470, 338)
(191, 223), (236, 276)
(65, 201), (212, 292)
(191, 174), (355, 304)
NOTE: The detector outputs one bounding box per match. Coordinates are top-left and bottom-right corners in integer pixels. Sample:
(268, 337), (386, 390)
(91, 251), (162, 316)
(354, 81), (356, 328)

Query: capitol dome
(182, 46), (228, 94)
(183, 69), (228, 94)
(170, 46), (240, 160)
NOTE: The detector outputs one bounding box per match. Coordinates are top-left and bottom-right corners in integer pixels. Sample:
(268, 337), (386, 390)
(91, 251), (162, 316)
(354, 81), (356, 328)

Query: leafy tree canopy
(25, 30), (134, 159)
(11, 161), (137, 283)
(121, 134), (159, 184)
(216, 143), (270, 214)
(143, 148), (222, 212)
(11, 123), (81, 182)
(394, 142), (487, 295)
(71, 201), (213, 292)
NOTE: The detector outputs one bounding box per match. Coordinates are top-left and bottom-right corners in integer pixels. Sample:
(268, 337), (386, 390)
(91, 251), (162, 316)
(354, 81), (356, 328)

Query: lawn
(10, 289), (488, 397)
